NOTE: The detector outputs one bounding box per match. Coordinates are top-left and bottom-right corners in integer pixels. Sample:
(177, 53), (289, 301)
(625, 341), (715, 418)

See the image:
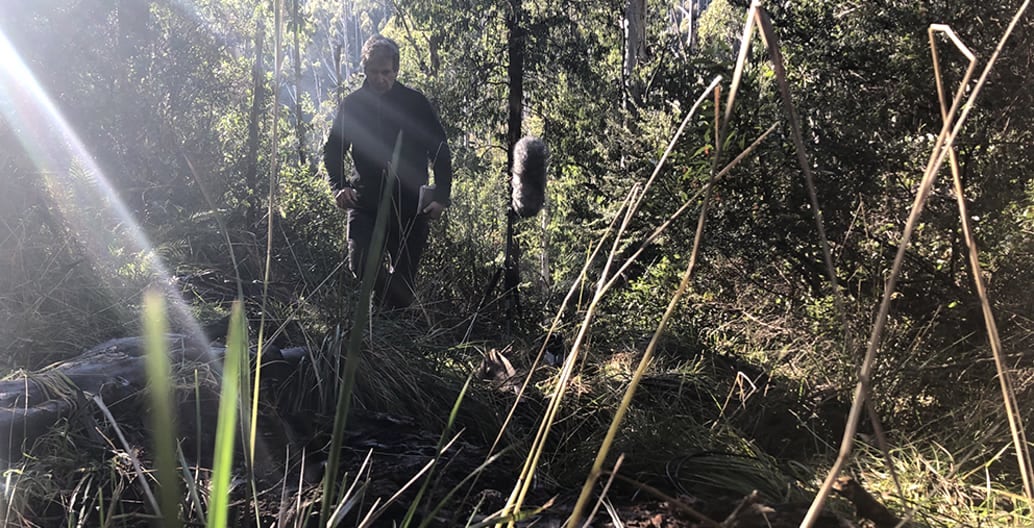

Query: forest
(1, 0), (1033, 526)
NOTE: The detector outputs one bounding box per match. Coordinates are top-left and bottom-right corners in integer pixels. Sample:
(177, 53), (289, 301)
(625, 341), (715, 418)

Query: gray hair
(361, 35), (400, 71)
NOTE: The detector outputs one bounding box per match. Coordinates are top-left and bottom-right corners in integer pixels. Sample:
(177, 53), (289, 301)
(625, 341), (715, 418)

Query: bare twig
(756, 5), (912, 522)
(607, 472), (721, 528)
(803, 2), (1033, 525)
(253, 0), (284, 470)
(92, 394), (161, 517)
(931, 22), (1034, 499)
(755, 7), (850, 350)
(566, 3), (759, 526)
(580, 453), (624, 528)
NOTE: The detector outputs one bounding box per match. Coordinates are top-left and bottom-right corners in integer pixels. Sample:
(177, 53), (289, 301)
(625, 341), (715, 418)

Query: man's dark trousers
(346, 205), (429, 309)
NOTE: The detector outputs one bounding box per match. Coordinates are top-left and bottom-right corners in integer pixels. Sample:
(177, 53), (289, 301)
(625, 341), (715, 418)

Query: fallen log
(0, 334), (306, 464)
(2, 334), (503, 526)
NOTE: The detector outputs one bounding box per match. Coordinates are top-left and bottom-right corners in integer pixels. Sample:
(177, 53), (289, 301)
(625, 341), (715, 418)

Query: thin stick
(490, 183), (635, 458)
(487, 124), (777, 520)
(802, 3), (1031, 524)
(580, 454), (624, 528)
(92, 395), (161, 516)
(504, 74), (724, 525)
(594, 74), (720, 302)
(802, 26), (978, 528)
(494, 122), (773, 524)
(722, 0), (760, 139)
(599, 122), (779, 295)
(625, 75), (723, 219)
(931, 23), (1034, 498)
(253, 0), (284, 467)
(498, 186), (637, 524)
(758, 4), (905, 521)
(567, 4), (758, 526)
(714, 85), (720, 153)
(755, 7), (849, 348)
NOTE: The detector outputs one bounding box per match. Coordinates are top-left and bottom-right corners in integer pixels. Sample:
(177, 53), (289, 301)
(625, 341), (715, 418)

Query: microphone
(511, 136), (548, 218)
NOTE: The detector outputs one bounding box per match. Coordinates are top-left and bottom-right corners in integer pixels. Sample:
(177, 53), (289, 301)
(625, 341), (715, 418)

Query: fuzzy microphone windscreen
(511, 136), (548, 218)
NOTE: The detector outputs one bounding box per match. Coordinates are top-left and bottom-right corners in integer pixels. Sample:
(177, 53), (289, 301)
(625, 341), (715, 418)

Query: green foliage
(697, 0), (741, 63)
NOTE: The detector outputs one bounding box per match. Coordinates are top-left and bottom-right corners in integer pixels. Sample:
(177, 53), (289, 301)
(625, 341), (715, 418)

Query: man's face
(364, 54), (398, 94)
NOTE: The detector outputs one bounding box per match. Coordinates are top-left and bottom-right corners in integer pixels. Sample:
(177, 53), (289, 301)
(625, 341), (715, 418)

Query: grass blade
(326, 449), (374, 527)
(206, 301), (247, 528)
(142, 291), (182, 528)
(356, 435), (464, 528)
(92, 394), (161, 516)
(320, 131), (404, 525)
(177, 446), (206, 521)
(417, 449), (512, 528)
(400, 374), (473, 527)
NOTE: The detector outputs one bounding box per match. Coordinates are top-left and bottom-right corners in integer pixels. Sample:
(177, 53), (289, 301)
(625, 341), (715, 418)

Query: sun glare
(0, 29), (210, 348)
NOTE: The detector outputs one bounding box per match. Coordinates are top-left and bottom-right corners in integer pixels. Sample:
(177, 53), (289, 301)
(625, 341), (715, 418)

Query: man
(324, 35), (452, 309)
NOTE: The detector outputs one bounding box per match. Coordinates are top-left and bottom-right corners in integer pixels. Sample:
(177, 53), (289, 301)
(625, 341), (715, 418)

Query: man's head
(361, 35), (400, 94)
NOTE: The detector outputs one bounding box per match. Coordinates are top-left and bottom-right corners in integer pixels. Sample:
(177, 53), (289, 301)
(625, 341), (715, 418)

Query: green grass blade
(356, 435), (465, 528)
(95, 486), (106, 526)
(177, 445), (206, 521)
(206, 301), (247, 528)
(327, 479), (370, 527)
(320, 131), (404, 526)
(143, 290), (182, 528)
(416, 449), (512, 528)
(326, 449), (374, 527)
(400, 374), (473, 527)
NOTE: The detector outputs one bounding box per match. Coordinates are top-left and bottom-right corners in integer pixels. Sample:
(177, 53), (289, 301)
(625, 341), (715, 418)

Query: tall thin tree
(293, 0), (306, 166)
(503, 0), (526, 316)
(622, 0), (646, 106)
(245, 20), (267, 226)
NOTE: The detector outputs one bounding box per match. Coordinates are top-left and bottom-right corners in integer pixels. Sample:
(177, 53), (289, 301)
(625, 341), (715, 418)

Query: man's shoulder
(342, 87), (371, 106)
(391, 81), (431, 103)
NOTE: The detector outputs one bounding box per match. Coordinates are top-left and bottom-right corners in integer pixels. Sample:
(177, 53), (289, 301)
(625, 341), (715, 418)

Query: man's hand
(334, 188), (358, 209)
(422, 201), (445, 220)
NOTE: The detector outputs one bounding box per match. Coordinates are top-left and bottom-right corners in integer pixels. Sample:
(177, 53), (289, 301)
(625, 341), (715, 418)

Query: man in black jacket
(324, 35), (452, 309)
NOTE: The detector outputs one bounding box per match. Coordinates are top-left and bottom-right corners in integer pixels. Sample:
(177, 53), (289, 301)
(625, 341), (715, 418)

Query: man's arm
(422, 97), (453, 210)
(323, 103), (350, 190)
(324, 102), (358, 209)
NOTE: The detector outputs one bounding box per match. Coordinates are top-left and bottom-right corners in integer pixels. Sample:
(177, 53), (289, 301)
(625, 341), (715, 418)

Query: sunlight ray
(0, 29), (210, 349)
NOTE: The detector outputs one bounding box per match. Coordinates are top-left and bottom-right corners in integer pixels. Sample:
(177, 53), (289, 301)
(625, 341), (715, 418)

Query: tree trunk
(504, 0), (526, 316)
(0, 335), (209, 461)
(293, 0), (307, 166)
(245, 22), (267, 226)
(622, 0), (646, 105)
(0, 336), (492, 506)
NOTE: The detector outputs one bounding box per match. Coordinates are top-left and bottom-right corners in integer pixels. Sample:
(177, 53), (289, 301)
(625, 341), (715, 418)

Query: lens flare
(0, 29), (209, 347)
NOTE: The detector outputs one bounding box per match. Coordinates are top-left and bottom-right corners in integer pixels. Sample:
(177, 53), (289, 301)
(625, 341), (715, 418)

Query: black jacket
(323, 80), (452, 215)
